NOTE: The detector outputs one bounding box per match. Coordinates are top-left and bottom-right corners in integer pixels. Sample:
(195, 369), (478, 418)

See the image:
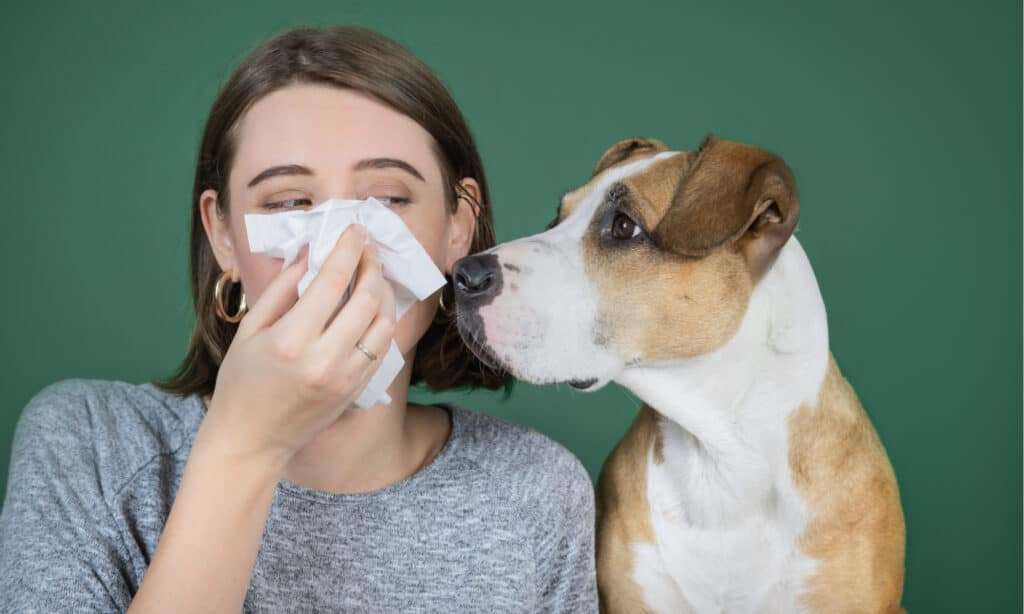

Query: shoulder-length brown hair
(153, 25), (512, 400)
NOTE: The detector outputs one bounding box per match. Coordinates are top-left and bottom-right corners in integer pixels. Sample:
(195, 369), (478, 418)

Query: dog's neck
(615, 237), (830, 525)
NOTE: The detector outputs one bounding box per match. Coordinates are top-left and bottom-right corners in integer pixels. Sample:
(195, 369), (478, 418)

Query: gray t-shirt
(0, 378), (598, 613)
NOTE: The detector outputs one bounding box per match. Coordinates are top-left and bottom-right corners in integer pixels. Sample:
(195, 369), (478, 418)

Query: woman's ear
(199, 188), (240, 279)
(444, 178), (482, 274)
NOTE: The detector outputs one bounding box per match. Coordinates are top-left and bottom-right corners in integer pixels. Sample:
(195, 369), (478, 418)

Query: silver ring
(355, 341), (378, 361)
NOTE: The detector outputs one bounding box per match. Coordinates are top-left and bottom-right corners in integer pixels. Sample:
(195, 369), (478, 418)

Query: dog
(450, 135), (906, 613)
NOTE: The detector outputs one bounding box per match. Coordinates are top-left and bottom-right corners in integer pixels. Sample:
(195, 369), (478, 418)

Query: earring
(214, 270), (248, 323)
(438, 280), (452, 315)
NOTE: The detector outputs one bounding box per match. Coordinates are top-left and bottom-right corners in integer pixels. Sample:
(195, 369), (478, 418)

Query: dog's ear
(593, 138), (670, 177)
(652, 135), (799, 278)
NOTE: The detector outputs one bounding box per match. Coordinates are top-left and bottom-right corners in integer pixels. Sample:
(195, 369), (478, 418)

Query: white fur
(616, 237), (830, 613)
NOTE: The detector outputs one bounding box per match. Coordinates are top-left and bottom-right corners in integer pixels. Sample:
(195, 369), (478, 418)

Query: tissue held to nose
(244, 197), (447, 409)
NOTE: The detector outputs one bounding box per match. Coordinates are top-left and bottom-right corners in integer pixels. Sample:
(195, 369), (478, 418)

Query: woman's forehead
(231, 83), (442, 183)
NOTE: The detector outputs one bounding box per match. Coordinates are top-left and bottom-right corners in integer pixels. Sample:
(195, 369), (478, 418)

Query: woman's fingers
(235, 248), (309, 340)
(347, 272), (397, 374)
(376, 260), (397, 332)
(317, 241), (387, 358)
(277, 224), (366, 342)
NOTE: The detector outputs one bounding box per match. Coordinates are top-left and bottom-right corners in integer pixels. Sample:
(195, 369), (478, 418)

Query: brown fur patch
(617, 152), (697, 231)
(593, 138), (670, 177)
(579, 136), (799, 288)
(584, 233), (753, 360)
(789, 355), (906, 612)
(657, 137), (795, 253)
(554, 139), (671, 226)
(650, 136), (799, 279)
(595, 404), (664, 613)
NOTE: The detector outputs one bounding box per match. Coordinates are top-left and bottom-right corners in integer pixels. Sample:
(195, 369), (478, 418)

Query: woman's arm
(126, 414), (285, 613)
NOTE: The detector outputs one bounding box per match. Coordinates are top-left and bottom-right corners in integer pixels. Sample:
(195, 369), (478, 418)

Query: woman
(0, 26), (597, 612)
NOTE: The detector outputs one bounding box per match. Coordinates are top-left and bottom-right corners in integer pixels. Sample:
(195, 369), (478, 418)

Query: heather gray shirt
(0, 379), (598, 613)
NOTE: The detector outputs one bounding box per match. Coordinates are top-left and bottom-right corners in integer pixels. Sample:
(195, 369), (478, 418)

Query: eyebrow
(353, 158), (425, 181)
(247, 164), (313, 188)
(246, 158), (425, 189)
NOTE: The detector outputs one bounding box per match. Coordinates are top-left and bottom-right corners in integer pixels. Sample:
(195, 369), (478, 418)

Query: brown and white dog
(451, 135), (906, 613)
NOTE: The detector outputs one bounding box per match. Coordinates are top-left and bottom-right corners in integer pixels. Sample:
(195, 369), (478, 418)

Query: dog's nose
(452, 254), (500, 301)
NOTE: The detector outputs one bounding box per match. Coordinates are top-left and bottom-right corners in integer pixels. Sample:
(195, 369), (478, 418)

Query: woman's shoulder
(444, 404), (594, 508)
(12, 378), (203, 500)
(18, 377), (201, 442)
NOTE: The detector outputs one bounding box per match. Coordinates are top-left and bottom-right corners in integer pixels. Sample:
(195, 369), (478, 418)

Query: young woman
(0, 26), (597, 612)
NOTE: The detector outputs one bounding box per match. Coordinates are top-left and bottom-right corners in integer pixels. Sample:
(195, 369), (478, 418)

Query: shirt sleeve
(0, 380), (135, 613)
(532, 452), (599, 613)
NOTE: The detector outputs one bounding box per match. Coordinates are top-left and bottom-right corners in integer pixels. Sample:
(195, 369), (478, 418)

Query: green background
(1, 1), (1020, 610)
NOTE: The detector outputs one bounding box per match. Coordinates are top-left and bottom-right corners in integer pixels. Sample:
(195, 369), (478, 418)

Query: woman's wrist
(192, 408), (292, 486)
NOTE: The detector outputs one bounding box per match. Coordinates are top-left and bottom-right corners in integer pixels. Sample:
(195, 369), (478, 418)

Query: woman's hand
(200, 223), (397, 473)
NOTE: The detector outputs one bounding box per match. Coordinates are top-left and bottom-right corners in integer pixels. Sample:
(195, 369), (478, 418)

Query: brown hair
(153, 25), (512, 400)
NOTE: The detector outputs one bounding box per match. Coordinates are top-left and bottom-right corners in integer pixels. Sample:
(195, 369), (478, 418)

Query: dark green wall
(1, 1), (1019, 610)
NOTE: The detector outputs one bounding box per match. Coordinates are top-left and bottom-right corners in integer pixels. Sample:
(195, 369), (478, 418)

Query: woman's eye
(610, 212), (641, 240)
(262, 198), (312, 210)
(373, 196), (411, 206)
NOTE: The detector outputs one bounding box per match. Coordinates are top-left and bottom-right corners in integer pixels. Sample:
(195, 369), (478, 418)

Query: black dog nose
(452, 254), (501, 300)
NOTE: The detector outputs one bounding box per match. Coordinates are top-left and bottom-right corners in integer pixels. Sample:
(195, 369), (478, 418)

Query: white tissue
(243, 197), (447, 409)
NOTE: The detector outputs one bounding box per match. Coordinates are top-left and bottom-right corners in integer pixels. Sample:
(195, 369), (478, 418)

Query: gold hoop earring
(214, 270), (248, 323)
(438, 282), (452, 314)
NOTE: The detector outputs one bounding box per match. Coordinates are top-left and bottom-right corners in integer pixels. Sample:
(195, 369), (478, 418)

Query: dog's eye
(610, 212), (640, 240)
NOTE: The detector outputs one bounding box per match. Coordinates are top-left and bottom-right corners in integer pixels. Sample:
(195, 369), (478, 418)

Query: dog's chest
(631, 428), (818, 613)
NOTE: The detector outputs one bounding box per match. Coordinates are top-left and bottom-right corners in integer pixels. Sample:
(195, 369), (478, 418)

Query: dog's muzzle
(450, 253), (506, 371)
